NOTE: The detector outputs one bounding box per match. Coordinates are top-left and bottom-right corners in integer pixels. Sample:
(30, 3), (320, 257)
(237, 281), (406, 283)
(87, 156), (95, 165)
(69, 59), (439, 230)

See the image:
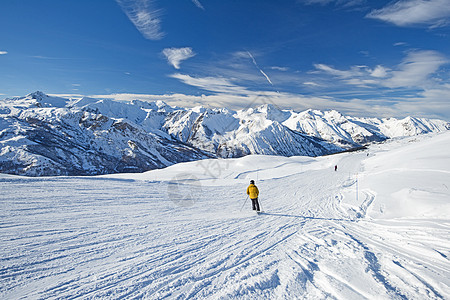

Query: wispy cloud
(303, 81), (321, 87)
(30, 55), (78, 60)
(156, 50), (450, 119)
(166, 72), (382, 116)
(83, 88), (450, 119)
(50, 69), (450, 118)
(313, 64), (380, 82)
(367, 0), (450, 27)
(314, 63), (357, 78)
(162, 47), (196, 69)
(169, 73), (250, 95)
(85, 89), (366, 116)
(313, 50), (448, 88)
(270, 66), (289, 71)
(300, 0), (366, 8)
(386, 50), (448, 88)
(116, 0), (164, 40)
(192, 0), (205, 10)
(0, 51), (7, 55)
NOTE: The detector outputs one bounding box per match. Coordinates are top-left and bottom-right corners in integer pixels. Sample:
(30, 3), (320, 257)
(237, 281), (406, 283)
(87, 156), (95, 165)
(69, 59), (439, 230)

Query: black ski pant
(251, 198), (260, 211)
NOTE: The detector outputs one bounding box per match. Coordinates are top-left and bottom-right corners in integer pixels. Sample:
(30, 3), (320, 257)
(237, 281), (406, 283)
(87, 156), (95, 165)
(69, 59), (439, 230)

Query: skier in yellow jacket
(246, 180), (260, 212)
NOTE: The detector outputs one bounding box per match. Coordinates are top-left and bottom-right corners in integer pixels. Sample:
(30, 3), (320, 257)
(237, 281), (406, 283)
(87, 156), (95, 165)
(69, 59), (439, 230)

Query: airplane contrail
(247, 51), (274, 86)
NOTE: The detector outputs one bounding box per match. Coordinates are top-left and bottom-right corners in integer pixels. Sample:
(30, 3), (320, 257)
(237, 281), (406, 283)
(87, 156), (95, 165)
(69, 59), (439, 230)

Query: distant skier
(246, 180), (260, 212)
(334, 165), (338, 171)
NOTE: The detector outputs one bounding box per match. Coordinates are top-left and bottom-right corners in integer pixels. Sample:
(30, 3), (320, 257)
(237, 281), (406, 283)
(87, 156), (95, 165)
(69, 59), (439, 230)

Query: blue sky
(1, 0), (450, 119)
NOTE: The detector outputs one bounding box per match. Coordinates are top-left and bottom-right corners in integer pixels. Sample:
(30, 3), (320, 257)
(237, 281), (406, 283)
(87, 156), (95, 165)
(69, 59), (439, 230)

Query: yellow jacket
(246, 184), (259, 199)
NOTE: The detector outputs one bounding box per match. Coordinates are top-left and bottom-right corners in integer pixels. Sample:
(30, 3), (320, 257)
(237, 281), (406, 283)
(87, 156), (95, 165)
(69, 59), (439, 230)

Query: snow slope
(1, 132), (449, 299)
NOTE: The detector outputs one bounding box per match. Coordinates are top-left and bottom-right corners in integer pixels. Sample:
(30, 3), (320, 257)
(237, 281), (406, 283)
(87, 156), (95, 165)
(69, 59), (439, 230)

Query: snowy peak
(129, 99), (174, 113)
(282, 109), (450, 148)
(70, 96), (101, 108)
(0, 93), (211, 176)
(282, 109), (369, 148)
(163, 103), (341, 158)
(28, 91), (47, 100)
(352, 115), (450, 139)
(27, 91), (68, 108)
(254, 103), (291, 123)
(238, 103), (289, 124)
(3, 91), (68, 109)
(1, 91), (449, 176)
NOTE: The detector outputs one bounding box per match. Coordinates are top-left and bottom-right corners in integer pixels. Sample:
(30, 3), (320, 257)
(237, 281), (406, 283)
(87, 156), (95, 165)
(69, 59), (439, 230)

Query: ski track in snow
(1, 134), (450, 299)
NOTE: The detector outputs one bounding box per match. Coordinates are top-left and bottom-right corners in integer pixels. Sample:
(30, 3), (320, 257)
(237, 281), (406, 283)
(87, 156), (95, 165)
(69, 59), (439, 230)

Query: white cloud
(85, 90), (369, 116)
(192, 0), (205, 10)
(48, 93), (84, 99)
(313, 64), (364, 78)
(165, 72), (393, 116)
(162, 47), (196, 69)
(88, 49), (447, 119)
(386, 50), (448, 88)
(50, 72), (450, 119)
(0, 51), (7, 55)
(169, 73), (250, 95)
(86, 89), (448, 119)
(116, 0), (164, 40)
(314, 63), (346, 76)
(303, 81), (321, 86)
(270, 66), (289, 71)
(232, 51), (252, 59)
(313, 50), (448, 89)
(370, 65), (389, 78)
(389, 84), (450, 118)
(344, 78), (378, 86)
(367, 0), (450, 27)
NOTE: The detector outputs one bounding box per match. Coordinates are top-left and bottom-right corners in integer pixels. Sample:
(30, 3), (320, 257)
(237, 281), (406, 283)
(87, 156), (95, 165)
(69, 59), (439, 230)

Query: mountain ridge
(1, 91), (448, 176)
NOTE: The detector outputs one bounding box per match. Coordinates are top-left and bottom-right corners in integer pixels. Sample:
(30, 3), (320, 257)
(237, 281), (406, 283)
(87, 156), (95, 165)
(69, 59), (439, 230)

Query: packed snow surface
(1, 132), (449, 299)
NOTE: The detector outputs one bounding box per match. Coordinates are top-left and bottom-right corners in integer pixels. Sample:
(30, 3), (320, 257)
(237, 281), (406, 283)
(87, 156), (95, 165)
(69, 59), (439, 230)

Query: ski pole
(259, 198), (263, 212)
(240, 195), (249, 211)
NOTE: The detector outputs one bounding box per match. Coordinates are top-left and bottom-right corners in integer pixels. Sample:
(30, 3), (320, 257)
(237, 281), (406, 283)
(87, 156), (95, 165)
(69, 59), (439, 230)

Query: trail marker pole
(356, 173), (359, 203)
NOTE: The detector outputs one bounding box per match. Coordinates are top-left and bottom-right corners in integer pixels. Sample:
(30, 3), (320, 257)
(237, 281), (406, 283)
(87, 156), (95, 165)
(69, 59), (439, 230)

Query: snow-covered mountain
(0, 91), (448, 176)
(0, 92), (210, 176)
(163, 105), (340, 158)
(280, 108), (450, 148)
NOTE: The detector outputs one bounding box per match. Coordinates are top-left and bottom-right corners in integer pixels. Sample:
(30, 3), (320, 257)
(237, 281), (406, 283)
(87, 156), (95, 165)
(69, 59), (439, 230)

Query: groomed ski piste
(1, 132), (449, 299)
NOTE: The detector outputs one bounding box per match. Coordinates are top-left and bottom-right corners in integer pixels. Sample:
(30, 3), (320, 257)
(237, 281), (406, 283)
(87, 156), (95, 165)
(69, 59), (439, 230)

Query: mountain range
(1, 91), (448, 176)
